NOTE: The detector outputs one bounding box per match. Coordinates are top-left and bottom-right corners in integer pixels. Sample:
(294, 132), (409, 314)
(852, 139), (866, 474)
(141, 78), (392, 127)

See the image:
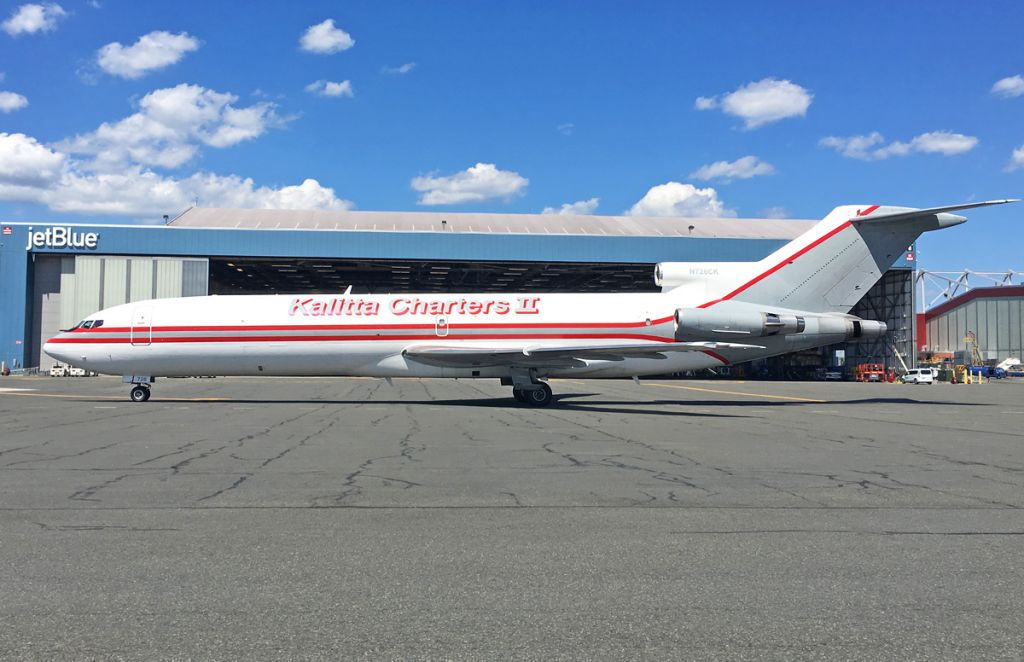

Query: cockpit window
(63, 319), (104, 332)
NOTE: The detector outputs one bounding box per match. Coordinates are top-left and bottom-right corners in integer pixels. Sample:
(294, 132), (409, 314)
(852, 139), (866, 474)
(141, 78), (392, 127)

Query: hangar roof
(168, 207), (816, 240)
(925, 285), (1024, 319)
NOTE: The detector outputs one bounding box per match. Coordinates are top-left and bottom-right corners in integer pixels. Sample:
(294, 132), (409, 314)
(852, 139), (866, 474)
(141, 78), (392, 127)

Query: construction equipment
(854, 363), (886, 382)
(890, 343), (910, 374)
(964, 331), (983, 366)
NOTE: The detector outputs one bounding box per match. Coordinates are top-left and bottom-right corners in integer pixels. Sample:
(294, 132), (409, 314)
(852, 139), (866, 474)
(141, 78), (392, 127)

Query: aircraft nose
(43, 338), (69, 362)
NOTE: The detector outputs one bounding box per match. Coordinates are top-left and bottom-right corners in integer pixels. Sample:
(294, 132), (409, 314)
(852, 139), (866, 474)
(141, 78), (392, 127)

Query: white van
(901, 368), (934, 385)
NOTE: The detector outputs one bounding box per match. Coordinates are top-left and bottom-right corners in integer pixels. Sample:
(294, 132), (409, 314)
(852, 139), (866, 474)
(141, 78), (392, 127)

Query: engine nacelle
(674, 307), (805, 341)
(809, 316), (887, 340)
(675, 306), (887, 342)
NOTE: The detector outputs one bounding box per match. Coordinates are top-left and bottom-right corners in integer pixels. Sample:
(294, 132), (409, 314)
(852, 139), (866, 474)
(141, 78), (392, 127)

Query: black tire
(512, 388), (526, 402)
(130, 386), (150, 402)
(525, 383), (553, 407)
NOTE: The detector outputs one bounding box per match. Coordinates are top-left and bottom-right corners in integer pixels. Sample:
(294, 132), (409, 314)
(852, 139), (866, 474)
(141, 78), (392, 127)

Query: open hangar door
(208, 257), (660, 295)
(29, 255), (208, 370)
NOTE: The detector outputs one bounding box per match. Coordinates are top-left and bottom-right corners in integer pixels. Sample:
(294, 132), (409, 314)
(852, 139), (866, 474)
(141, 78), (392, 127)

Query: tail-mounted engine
(674, 306), (885, 341)
(674, 308), (804, 341)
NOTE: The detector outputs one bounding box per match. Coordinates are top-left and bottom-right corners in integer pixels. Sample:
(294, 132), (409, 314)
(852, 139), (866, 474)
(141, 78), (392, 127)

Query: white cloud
(542, 197), (599, 215)
(0, 132), (352, 216)
(0, 132), (66, 186)
(48, 171), (352, 216)
(819, 132), (887, 160)
(96, 31), (200, 79)
(760, 206), (789, 219)
(411, 163), (528, 205)
(991, 75), (1024, 98)
(0, 90), (29, 113)
(626, 182), (734, 218)
(300, 19), (354, 54)
(1005, 145), (1024, 172)
(557, 122), (574, 136)
(909, 131), (978, 155)
(820, 131), (978, 160)
(696, 78), (812, 129)
(382, 62), (415, 75)
(2, 3), (66, 36)
(57, 83), (285, 170)
(305, 79), (354, 97)
(689, 155), (775, 182)
(693, 96), (716, 111)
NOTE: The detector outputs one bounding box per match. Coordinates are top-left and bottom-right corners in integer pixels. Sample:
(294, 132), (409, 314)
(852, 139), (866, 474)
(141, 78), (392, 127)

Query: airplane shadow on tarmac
(186, 395), (751, 418)
(124, 393), (989, 418)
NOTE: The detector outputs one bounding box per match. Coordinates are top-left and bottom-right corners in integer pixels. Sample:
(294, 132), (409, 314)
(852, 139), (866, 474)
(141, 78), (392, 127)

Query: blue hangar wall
(1, 221), (802, 369)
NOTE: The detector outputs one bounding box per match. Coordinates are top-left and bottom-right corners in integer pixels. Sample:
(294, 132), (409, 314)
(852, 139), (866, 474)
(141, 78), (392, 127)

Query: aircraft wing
(402, 341), (764, 368)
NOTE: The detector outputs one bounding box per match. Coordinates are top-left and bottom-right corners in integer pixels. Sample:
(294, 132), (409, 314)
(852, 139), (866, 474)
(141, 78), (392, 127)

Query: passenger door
(435, 316), (449, 337)
(130, 306), (153, 346)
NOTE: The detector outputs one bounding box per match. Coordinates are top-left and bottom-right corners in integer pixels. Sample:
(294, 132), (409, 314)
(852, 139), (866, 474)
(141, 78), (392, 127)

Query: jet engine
(674, 306), (886, 342)
(809, 316), (887, 340)
(674, 307), (805, 341)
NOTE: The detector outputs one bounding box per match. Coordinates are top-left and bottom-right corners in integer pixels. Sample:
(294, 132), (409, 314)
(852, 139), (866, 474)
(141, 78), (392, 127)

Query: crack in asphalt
(67, 471), (162, 502)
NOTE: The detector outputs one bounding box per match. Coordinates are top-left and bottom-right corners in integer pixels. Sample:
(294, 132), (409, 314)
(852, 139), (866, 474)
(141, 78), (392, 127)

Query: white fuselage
(42, 199), (1008, 386)
(44, 290), (779, 379)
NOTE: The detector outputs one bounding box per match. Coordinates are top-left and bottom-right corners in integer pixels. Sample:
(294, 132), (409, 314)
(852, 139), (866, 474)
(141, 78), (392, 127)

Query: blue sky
(0, 0), (1021, 272)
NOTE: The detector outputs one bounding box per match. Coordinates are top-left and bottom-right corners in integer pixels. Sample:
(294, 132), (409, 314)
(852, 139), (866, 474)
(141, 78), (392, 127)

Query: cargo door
(130, 306), (153, 346)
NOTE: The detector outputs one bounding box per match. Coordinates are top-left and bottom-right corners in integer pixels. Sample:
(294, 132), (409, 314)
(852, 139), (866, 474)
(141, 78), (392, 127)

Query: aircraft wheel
(130, 385), (150, 402)
(512, 387), (526, 402)
(525, 383), (553, 407)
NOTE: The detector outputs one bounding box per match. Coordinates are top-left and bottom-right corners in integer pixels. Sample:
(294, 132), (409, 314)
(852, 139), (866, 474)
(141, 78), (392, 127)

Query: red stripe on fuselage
(698, 220), (854, 309)
(47, 332), (677, 344)
(64, 315), (678, 335)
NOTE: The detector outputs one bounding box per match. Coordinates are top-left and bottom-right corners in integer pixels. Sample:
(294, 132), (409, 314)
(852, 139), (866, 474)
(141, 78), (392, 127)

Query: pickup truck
(969, 366), (1007, 379)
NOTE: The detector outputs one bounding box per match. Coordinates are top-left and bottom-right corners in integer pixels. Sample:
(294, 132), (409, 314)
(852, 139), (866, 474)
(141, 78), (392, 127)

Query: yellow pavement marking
(0, 391), (227, 402)
(647, 382), (827, 403)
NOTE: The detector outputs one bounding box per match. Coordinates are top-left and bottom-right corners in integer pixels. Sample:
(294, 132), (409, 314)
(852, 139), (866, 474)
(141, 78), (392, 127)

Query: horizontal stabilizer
(853, 199), (1018, 224)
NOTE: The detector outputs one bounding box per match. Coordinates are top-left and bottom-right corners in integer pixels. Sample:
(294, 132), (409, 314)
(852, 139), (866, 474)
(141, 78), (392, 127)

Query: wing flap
(403, 341), (763, 368)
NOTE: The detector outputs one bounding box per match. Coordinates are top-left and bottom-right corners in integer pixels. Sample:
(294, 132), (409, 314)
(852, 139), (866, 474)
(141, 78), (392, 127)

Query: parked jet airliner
(44, 201), (1014, 405)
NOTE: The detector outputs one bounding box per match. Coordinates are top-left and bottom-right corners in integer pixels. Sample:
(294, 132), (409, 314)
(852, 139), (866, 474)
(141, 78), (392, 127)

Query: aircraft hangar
(0, 207), (916, 372)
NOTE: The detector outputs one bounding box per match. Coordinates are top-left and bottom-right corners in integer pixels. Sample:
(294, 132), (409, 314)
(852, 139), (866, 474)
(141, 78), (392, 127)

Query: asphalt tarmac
(1, 375), (1023, 660)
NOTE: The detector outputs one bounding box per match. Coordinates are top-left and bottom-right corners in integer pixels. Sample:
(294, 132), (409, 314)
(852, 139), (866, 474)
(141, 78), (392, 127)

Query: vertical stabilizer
(697, 200), (1014, 314)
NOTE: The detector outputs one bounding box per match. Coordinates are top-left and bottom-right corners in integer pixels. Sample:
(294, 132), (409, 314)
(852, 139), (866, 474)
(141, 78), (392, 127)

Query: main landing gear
(124, 376), (153, 402)
(509, 382), (553, 407)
